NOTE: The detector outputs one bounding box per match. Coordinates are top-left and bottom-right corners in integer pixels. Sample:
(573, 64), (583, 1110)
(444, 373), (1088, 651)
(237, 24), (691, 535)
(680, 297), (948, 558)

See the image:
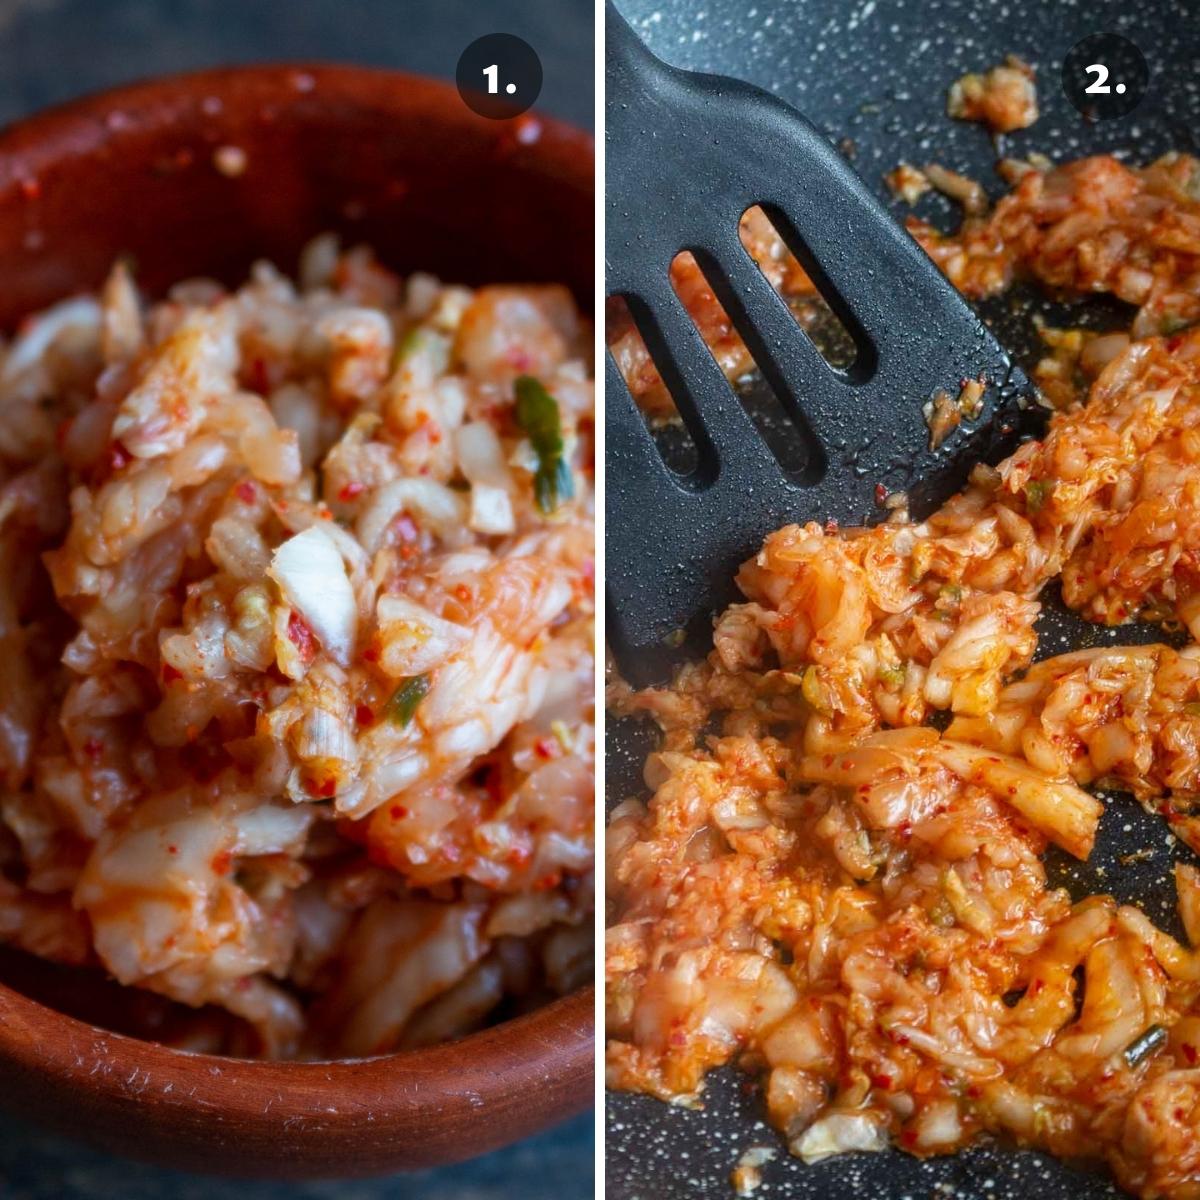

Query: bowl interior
(0, 63), (594, 1173)
(0, 60), (592, 1029)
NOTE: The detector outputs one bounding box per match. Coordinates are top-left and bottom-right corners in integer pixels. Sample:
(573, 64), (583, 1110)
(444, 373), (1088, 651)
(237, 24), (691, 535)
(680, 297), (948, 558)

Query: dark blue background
(0, 0), (593, 1196)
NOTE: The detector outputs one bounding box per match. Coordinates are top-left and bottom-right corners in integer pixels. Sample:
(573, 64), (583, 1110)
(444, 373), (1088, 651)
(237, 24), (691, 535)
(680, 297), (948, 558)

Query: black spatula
(605, 1), (1033, 684)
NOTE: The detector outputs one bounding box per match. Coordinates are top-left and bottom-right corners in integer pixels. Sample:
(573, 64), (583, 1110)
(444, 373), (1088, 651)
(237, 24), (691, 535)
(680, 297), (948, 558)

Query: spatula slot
(734, 202), (878, 384)
(738, 205), (859, 374)
(668, 248), (820, 482)
(605, 293), (701, 477)
(610, 286), (776, 490)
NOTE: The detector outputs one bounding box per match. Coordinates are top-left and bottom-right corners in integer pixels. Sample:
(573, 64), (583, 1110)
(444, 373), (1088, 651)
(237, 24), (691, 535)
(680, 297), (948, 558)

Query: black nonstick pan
(605, 0), (1200, 1196)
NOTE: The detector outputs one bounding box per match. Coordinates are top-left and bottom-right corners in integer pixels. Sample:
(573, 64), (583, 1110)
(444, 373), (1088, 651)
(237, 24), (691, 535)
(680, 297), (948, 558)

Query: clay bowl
(0, 64), (594, 1177)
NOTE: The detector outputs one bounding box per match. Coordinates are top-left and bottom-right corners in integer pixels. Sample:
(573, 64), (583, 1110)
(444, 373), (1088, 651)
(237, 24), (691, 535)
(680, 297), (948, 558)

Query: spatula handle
(605, 2), (660, 111)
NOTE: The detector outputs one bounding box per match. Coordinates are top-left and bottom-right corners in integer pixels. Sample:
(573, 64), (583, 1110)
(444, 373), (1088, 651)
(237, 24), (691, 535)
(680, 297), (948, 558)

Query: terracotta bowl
(0, 64), (594, 1177)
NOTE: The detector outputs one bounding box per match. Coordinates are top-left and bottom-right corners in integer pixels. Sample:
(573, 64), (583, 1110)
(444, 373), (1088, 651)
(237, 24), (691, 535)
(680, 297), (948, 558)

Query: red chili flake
(355, 703), (375, 727)
(286, 610), (316, 662)
(1030, 978), (1044, 995)
(507, 846), (531, 867)
(211, 849), (233, 876)
(900, 1129), (919, 1148)
(427, 424), (442, 445)
(454, 584), (472, 604)
(55, 417), (74, 448)
(966, 1084), (982, 1098)
(362, 645), (380, 664)
(870, 1072), (893, 1090)
(389, 804), (409, 820)
(81, 738), (103, 762)
(533, 871), (562, 891)
(338, 481), (365, 502)
(19, 177), (40, 200)
(236, 479), (258, 504)
(161, 663), (183, 684)
(874, 482), (888, 506)
(166, 844), (179, 856)
(534, 736), (557, 760)
(1184, 1043), (1198, 1065)
(311, 775), (337, 798)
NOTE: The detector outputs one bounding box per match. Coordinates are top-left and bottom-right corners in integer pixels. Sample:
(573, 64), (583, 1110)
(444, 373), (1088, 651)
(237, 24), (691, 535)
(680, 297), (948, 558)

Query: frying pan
(605, 0), (1200, 1196)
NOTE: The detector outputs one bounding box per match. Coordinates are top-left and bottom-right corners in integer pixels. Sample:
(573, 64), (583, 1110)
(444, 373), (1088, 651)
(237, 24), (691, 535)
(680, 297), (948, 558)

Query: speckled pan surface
(605, 0), (1200, 1196)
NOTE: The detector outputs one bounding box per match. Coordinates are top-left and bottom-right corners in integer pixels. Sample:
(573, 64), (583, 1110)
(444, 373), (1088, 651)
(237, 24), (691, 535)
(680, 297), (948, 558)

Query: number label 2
(1084, 63), (1110, 94)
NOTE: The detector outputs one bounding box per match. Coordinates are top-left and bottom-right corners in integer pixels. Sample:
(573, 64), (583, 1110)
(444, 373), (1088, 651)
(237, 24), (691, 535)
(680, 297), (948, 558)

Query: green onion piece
(1123, 1023), (1167, 1068)
(384, 674), (431, 727)
(1025, 480), (1053, 514)
(395, 327), (426, 362)
(1162, 315), (1195, 335)
(801, 665), (832, 715)
(394, 328), (449, 373)
(515, 375), (574, 514)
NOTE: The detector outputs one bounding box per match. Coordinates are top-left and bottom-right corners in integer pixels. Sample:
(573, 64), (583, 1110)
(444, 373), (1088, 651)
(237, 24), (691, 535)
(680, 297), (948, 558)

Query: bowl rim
(0, 59), (595, 197)
(0, 969), (594, 1086)
(0, 58), (594, 1139)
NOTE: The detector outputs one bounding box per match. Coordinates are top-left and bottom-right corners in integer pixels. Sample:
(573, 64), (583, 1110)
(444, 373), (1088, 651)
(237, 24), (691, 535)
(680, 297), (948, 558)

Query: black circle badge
(456, 34), (543, 120)
(1061, 32), (1149, 121)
